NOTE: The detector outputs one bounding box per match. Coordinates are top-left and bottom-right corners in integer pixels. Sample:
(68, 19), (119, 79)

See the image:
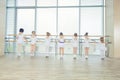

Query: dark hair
(32, 31), (36, 34)
(32, 31), (35, 33)
(84, 32), (88, 36)
(19, 28), (24, 32)
(74, 33), (77, 37)
(59, 32), (63, 36)
(46, 32), (50, 36)
(100, 37), (104, 43)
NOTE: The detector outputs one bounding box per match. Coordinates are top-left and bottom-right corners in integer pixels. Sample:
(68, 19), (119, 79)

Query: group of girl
(16, 28), (107, 60)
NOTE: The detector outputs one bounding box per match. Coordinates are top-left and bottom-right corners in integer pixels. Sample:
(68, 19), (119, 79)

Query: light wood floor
(0, 54), (120, 80)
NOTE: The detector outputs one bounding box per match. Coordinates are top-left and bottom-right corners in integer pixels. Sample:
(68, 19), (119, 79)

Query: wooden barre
(7, 34), (111, 37)
(5, 40), (112, 44)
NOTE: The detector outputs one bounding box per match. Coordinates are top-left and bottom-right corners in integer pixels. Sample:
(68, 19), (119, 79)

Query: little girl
(45, 32), (51, 58)
(84, 32), (91, 59)
(16, 28), (27, 57)
(30, 31), (37, 56)
(58, 32), (65, 59)
(98, 37), (107, 60)
(72, 33), (79, 59)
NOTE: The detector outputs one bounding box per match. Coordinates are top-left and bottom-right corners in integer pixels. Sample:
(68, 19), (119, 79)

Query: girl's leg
(31, 44), (34, 56)
(59, 47), (61, 56)
(33, 44), (36, 55)
(85, 47), (89, 59)
(100, 50), (105, 60)
(17, 44), (22, 56)
(45, 45), (49, 58)
(59, 47), (63, 58)
(59, 47), (64, 59)
(73, 47), (77, 59)
(61, 47), (64, 56)
(30, 45), (32, 53)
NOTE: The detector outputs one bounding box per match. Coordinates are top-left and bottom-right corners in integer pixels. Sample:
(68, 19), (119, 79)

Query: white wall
(0, 0), (6, 56)
(105, 0), (120, 58)
(113, 0), (120, 57)
(105, 0), (114, 57)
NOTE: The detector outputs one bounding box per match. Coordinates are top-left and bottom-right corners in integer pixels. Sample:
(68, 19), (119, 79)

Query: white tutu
(58, 43), (64, 48)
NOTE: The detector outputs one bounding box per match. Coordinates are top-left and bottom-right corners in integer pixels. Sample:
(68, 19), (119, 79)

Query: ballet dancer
(83, 32), (91, 59)
(16, 28), (27, 57)
(72, 33), (79, 59)
(98, 37), (107, 60)
(45, 32), (51, 58)
(30, 31), (37, 56)
(58, 32), (65, 59)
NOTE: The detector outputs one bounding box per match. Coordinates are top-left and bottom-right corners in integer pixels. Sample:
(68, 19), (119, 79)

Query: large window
(37, 0), (57, 6)
(7, 0), (15, 7)
(58, 8), (79, 35)
(17, 9), (35, 34)
(36, 8), (56, 35)
(6, 0), (105, 55)
(80, 7), (103, 35)
(81, 0), (103, 5)
(58, 0), (79, 6)
(17, 0), (35, 6)
(6, 8), (15, 35)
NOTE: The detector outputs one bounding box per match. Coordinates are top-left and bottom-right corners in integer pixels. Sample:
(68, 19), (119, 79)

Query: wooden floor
(0, 54), (120, 80)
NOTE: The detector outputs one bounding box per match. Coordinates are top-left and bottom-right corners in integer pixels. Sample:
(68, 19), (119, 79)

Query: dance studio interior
(0, 0), (120, 80)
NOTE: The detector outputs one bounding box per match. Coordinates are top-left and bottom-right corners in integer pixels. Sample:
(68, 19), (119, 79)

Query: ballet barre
(7, 34), (111, 37)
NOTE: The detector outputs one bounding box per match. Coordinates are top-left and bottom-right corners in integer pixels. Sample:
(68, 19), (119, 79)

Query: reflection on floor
(0, 54), (120, 80)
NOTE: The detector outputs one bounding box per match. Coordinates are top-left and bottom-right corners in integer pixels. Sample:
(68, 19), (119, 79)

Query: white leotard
(97, 42), (107, 58)
(58, 38), (65, 48)
(30, 36), (37, 44)
(98, 42), (107, 51)
(45, 36), (51, 46)
(84, 38), (91, 47)
(72, 37), (79, 47)
(16, 34), (24, 44)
